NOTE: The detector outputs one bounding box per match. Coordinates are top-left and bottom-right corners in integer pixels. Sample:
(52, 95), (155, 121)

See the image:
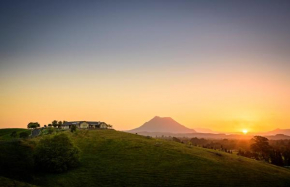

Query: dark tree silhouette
(27, 122), (40, 129)
(270, 150), (284, 166)
(71, 125), (77, 133)
(34, 133), (80, 173)
(282, 148), (290, 166)
(57, 121), (63, 128)
(251, 136), (271, 161)
(19, 132), (29, 138)
(52, 120), (58, 128)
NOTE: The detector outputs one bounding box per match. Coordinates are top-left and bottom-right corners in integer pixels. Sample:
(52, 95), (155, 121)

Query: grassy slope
(0, 128), (31, 140)
(34, 130), (290, 187)
(1, 129), (290, 186)
(0, 176), (36, 187)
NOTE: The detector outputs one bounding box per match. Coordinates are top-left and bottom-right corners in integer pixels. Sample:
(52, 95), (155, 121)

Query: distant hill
(129, 116), (196, 133)
(264, 128), (290, 136)
(266, 134), (290, 140)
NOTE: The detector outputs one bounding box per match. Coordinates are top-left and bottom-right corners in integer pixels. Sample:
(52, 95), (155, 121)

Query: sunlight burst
(242, 129), (248, 134)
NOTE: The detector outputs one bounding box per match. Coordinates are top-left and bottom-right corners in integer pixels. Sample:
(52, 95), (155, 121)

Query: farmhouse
(62, 121), (108, 129)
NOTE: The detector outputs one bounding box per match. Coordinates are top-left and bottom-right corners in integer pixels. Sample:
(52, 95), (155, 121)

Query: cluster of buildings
(61, 121), (108, 129)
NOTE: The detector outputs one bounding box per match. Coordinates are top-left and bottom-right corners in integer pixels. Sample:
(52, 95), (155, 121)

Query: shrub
(34, 133), (80, 173)
(173, 137), (181, 143)
(71, 125), (77, 133)
(10, 131), (17, 138)
(19, 132), (29, 139)
(47, 127), (54, 134)
(0, 141), (34, 181)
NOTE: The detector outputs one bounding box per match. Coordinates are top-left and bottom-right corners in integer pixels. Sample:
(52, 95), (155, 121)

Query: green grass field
(1, 129), (290, 187)
(0, 128), (31, 140)
(0, 176), (36, 187)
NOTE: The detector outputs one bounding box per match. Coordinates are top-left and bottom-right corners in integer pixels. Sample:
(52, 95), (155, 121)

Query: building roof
(62, 121), (103, 126)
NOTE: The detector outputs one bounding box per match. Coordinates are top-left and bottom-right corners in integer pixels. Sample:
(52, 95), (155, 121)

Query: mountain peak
(151, 116), (172, 121)
(129, 116), (196, 133)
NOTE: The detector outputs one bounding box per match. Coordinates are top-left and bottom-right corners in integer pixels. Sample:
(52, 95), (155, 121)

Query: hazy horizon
(1, 0), (290, 133)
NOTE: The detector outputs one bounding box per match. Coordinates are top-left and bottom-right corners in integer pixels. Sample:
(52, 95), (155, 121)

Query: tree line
(168, 135), (290, 167)
(27, 120), (68, 129)
(238, 136), (290, 167)
(27, 120), (113, 129)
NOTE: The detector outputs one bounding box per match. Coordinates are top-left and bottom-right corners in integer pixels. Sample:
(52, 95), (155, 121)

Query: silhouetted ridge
(265, 128), (290, 136)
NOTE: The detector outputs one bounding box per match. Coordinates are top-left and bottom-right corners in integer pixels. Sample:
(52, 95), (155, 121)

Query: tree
(270, 150), (284, 166)
(52, 120), (58, 128)
(48, 124), (52, 127)
(57, 121), (63, 128)
(34, 133), (80, 173)
(282, 148), (290, 166)
(19, 132), (29, 139)
(251, 136), (272, 161)
(71, 125), (77, 133)
(27, 122), (40, 129)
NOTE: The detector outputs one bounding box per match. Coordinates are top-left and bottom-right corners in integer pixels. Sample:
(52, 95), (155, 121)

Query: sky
(1, 0), (290, 132)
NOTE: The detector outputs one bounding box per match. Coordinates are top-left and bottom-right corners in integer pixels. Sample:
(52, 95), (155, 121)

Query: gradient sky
(1, 0), (290, 132)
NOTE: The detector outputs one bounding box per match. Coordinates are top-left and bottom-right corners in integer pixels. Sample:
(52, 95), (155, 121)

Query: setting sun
(242, 129), (248, 134)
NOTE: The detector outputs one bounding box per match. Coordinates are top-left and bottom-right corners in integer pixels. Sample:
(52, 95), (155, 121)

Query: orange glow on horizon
(0, 57), (290, 133)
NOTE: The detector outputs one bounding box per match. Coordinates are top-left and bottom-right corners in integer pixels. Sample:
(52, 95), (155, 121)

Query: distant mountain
(266, 134), (290, 140)
(129, 116), (196, 133)
(193, 128), (218, 134)
(264, 128), (290, 136)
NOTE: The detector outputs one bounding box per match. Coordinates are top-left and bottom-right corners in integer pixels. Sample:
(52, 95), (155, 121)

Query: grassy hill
(0, 176), (36, 187)
(1, 129), (290, 186)
(0, 128), (31, 140)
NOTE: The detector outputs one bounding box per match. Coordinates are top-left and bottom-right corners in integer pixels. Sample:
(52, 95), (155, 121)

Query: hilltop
(129, 116), (196, 133)
(1, 129), (290, 186)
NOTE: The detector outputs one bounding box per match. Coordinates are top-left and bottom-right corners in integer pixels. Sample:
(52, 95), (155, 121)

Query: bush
(10, 131), (17, 138)
(34, 133), (80, 173)
(47, 127), (54, 134)
(71, 125), (77, 133)
(173, 137), (181, 143)
(0, 141), (34, 182)
(19, 132), (29, 138)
